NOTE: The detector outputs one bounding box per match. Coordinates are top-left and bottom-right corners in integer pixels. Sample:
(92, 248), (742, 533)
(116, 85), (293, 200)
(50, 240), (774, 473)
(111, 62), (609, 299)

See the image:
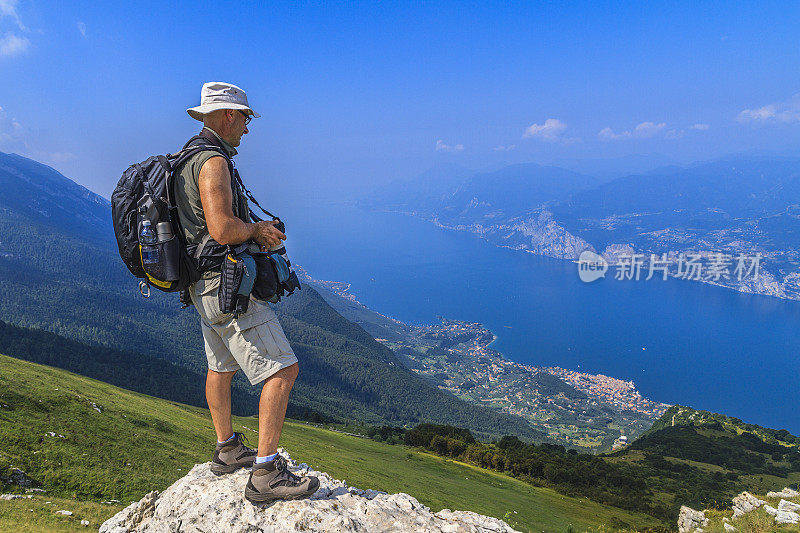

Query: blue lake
(282, 199), (800, 434)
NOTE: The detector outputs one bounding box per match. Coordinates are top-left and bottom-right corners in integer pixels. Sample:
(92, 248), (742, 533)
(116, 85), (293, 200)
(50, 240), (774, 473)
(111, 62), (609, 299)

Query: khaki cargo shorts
(189, 275), (298, 385)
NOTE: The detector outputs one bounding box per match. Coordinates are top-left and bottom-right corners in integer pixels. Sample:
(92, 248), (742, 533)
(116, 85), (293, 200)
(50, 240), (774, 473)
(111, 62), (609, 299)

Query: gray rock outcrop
(677, 505), (708, 533)
(767, 487), (799, 499)
(775, 510), (800, 525)
(764, 504), (778, 516)
(1, 466), (34, 488)
(100, 451), (518, 533)
(779, 499), (800, 513)
(680, 488), (800, 530)
(731, 491), (766, 518)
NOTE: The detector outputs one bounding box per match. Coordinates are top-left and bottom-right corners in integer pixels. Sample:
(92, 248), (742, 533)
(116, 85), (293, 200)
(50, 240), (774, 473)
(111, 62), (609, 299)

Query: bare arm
(198, 156), (285, 249)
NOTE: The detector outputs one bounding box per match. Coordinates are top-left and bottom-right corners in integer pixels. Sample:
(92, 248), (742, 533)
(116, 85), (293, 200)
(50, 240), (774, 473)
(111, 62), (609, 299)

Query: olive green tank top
(174, 128), (249, 246)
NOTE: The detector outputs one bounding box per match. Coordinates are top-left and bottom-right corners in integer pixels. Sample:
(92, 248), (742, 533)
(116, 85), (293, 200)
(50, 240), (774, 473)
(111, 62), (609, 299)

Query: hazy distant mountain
(437, 163), (599, 224)
(552, 157), (800, 257)
(550, 153), (678, 180)
(364, 162), (600, 224)
(366, 156), (800, 300)
(360, 162), (473, 213)
(0, 152), (111, 240)
(558, 157), (800, 221)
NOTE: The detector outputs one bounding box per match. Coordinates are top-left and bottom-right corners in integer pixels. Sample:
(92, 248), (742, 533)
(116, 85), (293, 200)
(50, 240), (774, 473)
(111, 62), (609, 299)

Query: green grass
(0, 495), (123, 533)
(0, 354), (665, 532)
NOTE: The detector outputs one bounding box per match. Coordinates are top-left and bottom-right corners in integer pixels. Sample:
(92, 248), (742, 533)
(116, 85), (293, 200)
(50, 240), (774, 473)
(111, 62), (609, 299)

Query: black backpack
(112, 133), (299, 302)
(111, 147), (211, 296)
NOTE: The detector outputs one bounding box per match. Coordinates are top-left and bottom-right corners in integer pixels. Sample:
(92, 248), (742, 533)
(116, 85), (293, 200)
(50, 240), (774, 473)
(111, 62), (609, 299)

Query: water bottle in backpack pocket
(137, 208), (183, 289)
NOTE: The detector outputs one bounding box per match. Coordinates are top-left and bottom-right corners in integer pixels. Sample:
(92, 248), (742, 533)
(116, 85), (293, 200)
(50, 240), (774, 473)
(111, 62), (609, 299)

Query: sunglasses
(237, 110), (252, 126)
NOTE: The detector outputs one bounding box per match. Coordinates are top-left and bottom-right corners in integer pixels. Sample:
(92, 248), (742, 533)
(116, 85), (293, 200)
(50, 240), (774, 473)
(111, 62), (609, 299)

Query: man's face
(227, 109), (249, 147)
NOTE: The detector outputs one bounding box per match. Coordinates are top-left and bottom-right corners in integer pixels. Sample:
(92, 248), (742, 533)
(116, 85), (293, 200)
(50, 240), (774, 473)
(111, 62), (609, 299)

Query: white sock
(217, 434), (236, 445)
(255, 452), (278, 464)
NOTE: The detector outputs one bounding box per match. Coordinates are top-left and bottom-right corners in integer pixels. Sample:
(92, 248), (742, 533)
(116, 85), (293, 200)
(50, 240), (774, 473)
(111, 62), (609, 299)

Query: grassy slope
(0, 354), (662, 532)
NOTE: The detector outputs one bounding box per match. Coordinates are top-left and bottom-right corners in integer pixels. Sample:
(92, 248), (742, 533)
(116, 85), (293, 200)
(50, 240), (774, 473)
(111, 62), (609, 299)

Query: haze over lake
(284, 199), (800, 434)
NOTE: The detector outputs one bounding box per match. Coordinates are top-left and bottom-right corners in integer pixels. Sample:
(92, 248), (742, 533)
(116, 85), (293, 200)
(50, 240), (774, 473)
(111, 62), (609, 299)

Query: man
(175, 81), (319, 503)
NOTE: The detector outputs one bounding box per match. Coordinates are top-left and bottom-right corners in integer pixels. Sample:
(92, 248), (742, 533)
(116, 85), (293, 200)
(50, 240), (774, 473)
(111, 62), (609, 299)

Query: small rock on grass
(767, 488), (799, 499)
(779, 499), (800, 513)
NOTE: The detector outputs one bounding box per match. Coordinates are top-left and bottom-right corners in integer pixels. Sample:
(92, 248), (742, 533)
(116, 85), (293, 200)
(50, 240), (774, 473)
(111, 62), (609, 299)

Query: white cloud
(77, 21), (86, 38)
(435, 139), (464, 152)
(0, 0), (26, 31)
(598, 121), (666, 141)
(738, 94), (800, 124)
(523, 118), (567, 141)
(0, 32), (28, 56)
(632, 121), (666, 138)
(690, 123), (710, 130)
(493, 144), (516, 152)
(0, 1), (30, 57)
(597, 127), (621, 141)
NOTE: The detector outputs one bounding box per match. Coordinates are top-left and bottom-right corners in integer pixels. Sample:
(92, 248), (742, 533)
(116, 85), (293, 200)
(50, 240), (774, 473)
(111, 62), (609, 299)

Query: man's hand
(253, 220), (286, 250)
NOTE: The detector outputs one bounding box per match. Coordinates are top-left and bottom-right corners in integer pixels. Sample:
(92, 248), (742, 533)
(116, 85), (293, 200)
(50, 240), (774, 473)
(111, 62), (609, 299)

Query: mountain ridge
(365, 156), (800, 301)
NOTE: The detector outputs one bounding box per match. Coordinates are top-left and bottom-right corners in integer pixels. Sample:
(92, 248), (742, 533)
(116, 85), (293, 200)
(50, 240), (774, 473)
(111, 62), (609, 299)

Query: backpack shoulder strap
(173, 131), (279, 224)
(170, 134), (229, 170)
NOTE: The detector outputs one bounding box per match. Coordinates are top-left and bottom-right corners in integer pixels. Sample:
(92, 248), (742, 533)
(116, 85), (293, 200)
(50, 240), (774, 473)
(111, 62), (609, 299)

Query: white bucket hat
(187, 81), (261, 121)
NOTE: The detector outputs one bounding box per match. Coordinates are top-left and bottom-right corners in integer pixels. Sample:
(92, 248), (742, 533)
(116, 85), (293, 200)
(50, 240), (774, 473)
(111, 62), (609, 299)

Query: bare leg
(206, 369), (237, 442)
(257, 363), (299, 456)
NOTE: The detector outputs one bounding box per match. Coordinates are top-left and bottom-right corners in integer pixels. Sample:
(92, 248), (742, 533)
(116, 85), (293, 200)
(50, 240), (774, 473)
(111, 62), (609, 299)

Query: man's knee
(207, 369), (237, 383)
(280, 362), (299, 382)
(264, 362), (298, 385)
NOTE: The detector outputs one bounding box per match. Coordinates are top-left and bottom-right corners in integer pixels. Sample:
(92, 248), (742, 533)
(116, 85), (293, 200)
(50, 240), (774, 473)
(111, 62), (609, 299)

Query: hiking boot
(210, 432), (257, 475)
(244, 454), (320, 503)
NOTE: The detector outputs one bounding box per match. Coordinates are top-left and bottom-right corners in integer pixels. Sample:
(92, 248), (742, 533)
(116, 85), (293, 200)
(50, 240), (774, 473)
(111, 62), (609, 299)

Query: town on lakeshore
(302, 268), (669, 451)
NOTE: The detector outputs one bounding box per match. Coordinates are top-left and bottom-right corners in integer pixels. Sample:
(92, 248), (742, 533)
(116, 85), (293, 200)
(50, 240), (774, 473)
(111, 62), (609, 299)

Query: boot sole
(244, 487), (317, 503)
(211, 461), (254, 476)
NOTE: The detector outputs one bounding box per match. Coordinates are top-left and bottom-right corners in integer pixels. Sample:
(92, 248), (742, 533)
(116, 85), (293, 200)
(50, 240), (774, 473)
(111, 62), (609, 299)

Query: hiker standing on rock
(176, 82), (319, 502)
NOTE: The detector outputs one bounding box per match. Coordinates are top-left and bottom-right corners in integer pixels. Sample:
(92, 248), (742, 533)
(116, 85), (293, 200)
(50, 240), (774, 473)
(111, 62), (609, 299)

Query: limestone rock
(767, 487), (799, 499)
(764, 504), (778, 516)
(723, 523), (736, 532)
(778, 499), (800, 513)
(677, 505), (708, 533)
(100, 456), (518, 533)
(731, 492), (765, 518)
(0, 494), (32, 500)
(55, 510), (73, 516)
(775, 510), (800, 525)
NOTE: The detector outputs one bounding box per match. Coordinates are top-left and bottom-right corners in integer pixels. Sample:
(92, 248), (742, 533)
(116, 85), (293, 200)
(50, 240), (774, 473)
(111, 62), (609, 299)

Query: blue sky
(1, 1), (799, 201)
